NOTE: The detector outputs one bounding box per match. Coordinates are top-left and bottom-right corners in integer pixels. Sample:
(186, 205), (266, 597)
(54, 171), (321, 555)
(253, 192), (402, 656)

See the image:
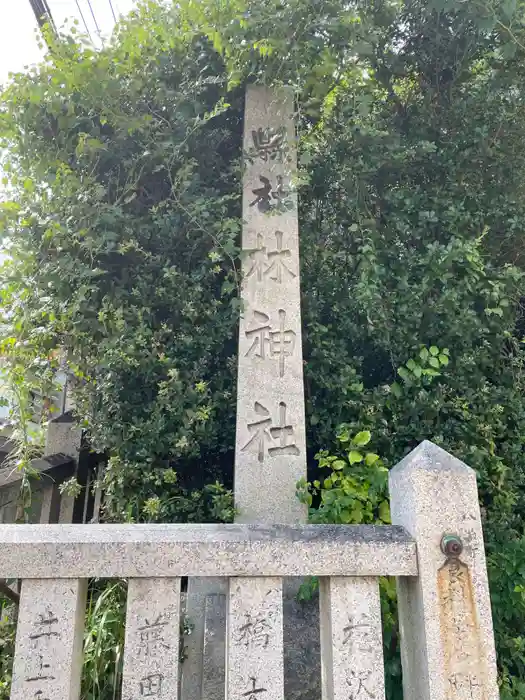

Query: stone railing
(0, 442), (500, 700)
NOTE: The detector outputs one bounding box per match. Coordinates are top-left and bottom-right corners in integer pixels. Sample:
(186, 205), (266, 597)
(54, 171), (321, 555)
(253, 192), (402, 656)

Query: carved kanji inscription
(245, 231), (296, 285)
(241, 401), (300, 462)
(245, 126), (287, 164)
(250, 175), (293, 213)
(439, 557), (486, 699)
(245, 309), (296, 377)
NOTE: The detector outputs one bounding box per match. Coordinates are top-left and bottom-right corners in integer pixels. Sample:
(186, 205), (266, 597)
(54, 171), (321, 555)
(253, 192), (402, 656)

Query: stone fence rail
(0, 523), (416, 579)
(0, 441), (501, 700)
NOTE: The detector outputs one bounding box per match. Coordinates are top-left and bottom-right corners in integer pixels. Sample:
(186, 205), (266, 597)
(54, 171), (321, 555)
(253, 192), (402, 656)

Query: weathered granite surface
(228, 577), (284, 700)
(0, 523), (417, 579)
(182, 578), (227, 700)
(320, 576), (385, 700)
(183, 83), (308, 694)
(122, 577), (181, 700)
(390, 440), (499, 700)
(283, 577), (321, 700)
(235, 84), (306, 525)
(202, 593), (226, 700)
(10, 577), (87, 700)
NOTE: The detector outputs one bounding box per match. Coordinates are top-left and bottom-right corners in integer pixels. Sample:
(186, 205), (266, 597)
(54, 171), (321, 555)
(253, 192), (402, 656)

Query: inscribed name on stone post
(438, 557), (488, 699)
(10, 578), (87, 700)
(122, 578), (181, 700)
(228, 578), (284, 700)
(235, 84), (307, 525)
(320, 577), (385, 700)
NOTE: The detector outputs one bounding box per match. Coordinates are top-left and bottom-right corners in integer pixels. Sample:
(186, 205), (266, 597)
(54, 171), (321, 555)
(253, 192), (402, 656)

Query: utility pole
(28, 0), (57, 37)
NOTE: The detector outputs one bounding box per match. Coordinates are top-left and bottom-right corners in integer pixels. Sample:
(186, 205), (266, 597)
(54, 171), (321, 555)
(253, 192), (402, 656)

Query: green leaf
(332, 459), (346, 470)
(350, 502), (363, 522)
(412, 364), (422, 378)
(0, 201), (20, 213)
(23, 178), (34, 192)
(438, 354), (449, 366)
(500, 42), (517, 60)
(429, 346), (439, 356)
(406, 358), (417, 371)
(428, 357), (440, 368)
(398, 366), (410, 381)
(365, 452), (379, 466)
(419, 347), (429, 362)
(323, 478), (333, 489)
(423, 368), (441, 377)
(353, 430), (371, 446)
(348, 450), (364, 464)
(502, 0), (517, 23)
(337, 429), (351, 443)
(379, 500), (391, 523)
(391, 382), (402, 398)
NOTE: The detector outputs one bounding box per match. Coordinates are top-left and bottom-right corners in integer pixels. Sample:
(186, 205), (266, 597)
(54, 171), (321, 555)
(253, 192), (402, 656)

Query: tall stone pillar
(234, 85), (307, 524)
(232, 85), (318, 700)
(182, 86), (319, 700)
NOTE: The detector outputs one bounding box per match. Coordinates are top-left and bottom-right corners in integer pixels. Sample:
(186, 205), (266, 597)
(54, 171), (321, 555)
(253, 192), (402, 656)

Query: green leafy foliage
(297, 429), (389, 525)
(82, 581), (126, 700)
(0, 2), (242, 517)
(2, 0), (525, 696)
(0, 599), (15, 700)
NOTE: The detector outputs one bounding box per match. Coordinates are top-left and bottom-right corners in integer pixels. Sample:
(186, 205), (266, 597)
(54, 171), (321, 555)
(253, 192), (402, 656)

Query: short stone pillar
(122, 578), (181, 700)
(319, 577), (385, 700)
(10, 578), (87, 700)
(227, 578), (285, 700)
(389, 441), (499, 700)
(41, 411), (82, 524)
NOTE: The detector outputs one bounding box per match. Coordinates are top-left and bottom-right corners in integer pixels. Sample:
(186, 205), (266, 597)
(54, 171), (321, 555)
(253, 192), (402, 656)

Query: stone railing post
(10, 578), (87, 700)
(319, 576), (385, 700)
(389, 440), (499, 700)
(42, 411), (82, 524)
(122, 578), (182, 700)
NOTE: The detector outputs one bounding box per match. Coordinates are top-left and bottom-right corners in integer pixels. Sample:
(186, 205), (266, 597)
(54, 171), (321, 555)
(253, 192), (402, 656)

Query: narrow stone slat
(122, 578), (181, 700)
(39, 483), (61, 524)
(320, 576), (385, 700)
(10, 578), (87, 700)
(227, 577), (284, 700)
(202, 593), (226, 700)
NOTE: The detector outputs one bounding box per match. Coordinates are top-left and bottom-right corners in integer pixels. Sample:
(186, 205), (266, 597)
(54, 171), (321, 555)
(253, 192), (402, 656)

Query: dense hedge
(1, 0), (525, 697)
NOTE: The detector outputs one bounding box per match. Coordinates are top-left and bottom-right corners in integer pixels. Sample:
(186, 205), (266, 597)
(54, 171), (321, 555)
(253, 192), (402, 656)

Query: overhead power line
(86, 0), (102, 37)
(108, 0), (117, 23)
(75, 0), (93, 43)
